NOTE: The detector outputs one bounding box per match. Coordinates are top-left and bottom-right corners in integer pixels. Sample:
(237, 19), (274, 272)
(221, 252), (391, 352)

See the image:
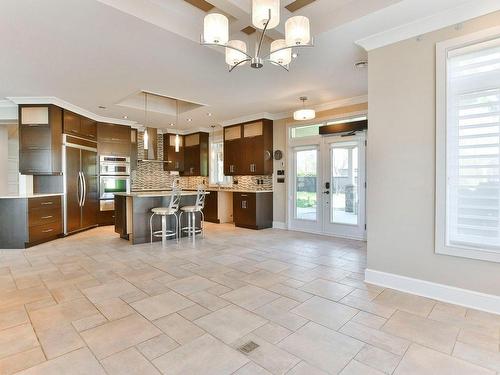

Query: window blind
(446, 38), (500, 252)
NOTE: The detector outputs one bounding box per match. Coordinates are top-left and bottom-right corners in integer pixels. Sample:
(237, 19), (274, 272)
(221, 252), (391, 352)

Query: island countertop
(114, 190), (209, 198)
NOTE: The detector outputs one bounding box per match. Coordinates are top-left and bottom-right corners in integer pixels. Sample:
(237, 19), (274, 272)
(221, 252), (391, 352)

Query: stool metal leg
(200, 211), (205, 238)
(192, 212), (196, 244)
(174, 212), (179, 243)
(149, 213), (155, 244)
(161, 215), (167, 246)
(187, 212), (191, 238)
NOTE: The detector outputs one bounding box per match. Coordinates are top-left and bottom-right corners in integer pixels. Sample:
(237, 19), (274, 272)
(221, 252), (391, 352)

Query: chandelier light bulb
(270, 39), (292, 66)
(285, 16), (311, 46)
(252, 0), (280, 30)
(203, 13), (229, 45)
(225, 40), (248, 66)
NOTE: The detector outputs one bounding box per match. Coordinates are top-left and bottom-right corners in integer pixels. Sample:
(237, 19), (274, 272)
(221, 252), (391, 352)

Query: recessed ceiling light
(292, 52), (298, 59)
(207, 112), (212, 117)
(170, 123), (174, 126)
(98, 105), (107, 109)
(354, 60), (368, 69)
(187, 118), (193, 122)
(123, 115), (128, 119)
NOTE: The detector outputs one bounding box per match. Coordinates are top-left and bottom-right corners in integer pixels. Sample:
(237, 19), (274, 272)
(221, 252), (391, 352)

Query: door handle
(323, 191), (330, 195)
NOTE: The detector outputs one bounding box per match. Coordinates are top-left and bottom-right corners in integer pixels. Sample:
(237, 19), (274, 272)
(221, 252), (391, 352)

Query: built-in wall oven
(99, 156), (130, 211)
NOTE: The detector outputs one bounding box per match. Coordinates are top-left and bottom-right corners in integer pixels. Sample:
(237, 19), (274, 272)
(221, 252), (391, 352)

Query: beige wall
(367, 11), (500, 296)
(272, 102), (368, 226)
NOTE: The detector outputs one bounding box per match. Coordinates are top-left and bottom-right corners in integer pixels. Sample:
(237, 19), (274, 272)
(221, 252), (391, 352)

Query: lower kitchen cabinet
(233, 192), (273, 230)
(203, 190), (219, 223)
(0, 195), (63, 249)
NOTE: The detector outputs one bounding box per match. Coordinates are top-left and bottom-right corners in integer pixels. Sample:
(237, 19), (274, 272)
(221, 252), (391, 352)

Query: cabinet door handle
(41, 215), (53, 219)
(42, 228), (54, 233)
(241, 194), (248, 197)
(41, 202), (53, 205)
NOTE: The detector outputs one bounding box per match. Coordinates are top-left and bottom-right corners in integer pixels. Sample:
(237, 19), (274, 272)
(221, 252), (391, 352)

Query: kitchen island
(114, 190), (208, 245)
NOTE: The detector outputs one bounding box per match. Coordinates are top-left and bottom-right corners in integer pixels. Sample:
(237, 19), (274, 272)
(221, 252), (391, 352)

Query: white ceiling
(0, 0), (498, 132)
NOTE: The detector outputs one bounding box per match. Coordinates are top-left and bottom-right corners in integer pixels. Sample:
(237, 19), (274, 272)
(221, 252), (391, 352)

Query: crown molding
(355, 0), (500, 51)
(6, 96), (136, 126)
(221, 95), (368, 126)
(221, 112), (279, 127)
(0, 100), (18, 121)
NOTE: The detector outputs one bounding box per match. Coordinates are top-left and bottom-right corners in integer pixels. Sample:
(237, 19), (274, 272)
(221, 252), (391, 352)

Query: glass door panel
(295, 148), (318, 220)
(331, 142), (359, 225)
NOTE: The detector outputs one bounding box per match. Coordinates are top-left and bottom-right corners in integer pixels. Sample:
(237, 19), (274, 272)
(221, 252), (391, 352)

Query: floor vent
(238, 341), (259, 354)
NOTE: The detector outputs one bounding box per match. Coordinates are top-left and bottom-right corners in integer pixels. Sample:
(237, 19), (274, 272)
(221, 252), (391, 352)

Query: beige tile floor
(0, 223), (499, 374)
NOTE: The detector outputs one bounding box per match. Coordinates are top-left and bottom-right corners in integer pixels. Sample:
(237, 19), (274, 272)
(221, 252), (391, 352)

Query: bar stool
(149, 188), (182, 246)
(180, 185), (206, 243)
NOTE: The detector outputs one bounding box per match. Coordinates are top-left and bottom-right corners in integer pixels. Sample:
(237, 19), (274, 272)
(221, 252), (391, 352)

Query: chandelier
(201, 0), (313, 72)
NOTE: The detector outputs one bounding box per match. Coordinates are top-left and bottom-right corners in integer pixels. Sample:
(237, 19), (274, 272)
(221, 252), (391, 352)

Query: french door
(289, 133), (366, 239)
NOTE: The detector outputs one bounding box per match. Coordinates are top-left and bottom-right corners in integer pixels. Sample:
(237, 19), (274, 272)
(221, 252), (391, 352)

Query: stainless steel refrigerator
(63, 135), (98, 234)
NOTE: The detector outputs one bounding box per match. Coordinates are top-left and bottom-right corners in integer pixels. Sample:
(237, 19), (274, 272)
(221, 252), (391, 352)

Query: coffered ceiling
(1, 0), (498, 132)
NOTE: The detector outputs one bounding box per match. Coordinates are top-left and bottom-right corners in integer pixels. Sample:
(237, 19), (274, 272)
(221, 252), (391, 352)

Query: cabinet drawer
(29, 220), (62, 243)
(28, 196), (62, 210)
(28, 207), (61, 227)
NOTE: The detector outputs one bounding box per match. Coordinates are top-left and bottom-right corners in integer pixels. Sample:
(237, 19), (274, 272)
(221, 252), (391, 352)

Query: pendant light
(175, 100), (180, 153)
(293, 97), (316, 121)
(143, 93), (149, 150)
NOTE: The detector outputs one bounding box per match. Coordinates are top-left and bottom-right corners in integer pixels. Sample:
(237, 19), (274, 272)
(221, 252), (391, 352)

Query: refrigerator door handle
(81, 171), (87, 206)
(77, 172), (83, 207)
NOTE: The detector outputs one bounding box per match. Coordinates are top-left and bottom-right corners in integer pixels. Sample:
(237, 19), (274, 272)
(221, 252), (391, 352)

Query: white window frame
(436, 26), (500, 263)
(209, 133), (232, 186)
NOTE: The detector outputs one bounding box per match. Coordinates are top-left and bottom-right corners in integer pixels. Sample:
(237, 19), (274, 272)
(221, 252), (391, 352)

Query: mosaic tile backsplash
(131, 130), (273, 191)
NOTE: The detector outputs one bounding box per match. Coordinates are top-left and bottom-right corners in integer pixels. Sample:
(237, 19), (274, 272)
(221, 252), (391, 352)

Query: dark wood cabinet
(203, 190), (219, 223)
(163, 134), (184, 172)
(27, 195), (62, 246)
(63, 110), (97, 140)
(224, 119), (273, 176)
(130, 129), (138, 171)
(19, 105), (62, 175)
(181, 132), (209, 176)
(223, 125), (241, 175)
(233, 192), (273, 229)
(97, 123), (131, 156)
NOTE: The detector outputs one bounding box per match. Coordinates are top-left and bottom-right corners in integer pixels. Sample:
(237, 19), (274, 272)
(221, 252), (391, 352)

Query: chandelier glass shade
(252, 0), (280, 30)
(270, 39), (291, 66)
(293, 97), (315, 121)
(203, 13), (229, 45)
(202, 0), (313, 72)
(226, 40), (248, 66)
(285, 16), (311, 46)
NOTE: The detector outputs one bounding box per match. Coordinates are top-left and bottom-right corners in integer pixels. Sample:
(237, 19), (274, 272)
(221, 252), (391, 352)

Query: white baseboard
(365, 269), (500, 315)
(272, 221), (288, 230)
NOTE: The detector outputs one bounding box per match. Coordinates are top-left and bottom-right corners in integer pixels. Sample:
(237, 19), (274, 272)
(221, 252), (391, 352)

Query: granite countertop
(205, 188), (273, 193)
(115, 190), (209, 198)
(0, 193), (64, 199)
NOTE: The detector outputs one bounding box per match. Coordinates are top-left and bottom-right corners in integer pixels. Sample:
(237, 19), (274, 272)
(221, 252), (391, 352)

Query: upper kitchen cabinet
(97, 123), (131, 157)
(223, 125), (241, 176)
(224, 119), (273, 176)
(19, 105), (63, 175)
(63, 110), (97, 140)
(182, 132), (208, 176)
(163, 134), (184, 172)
